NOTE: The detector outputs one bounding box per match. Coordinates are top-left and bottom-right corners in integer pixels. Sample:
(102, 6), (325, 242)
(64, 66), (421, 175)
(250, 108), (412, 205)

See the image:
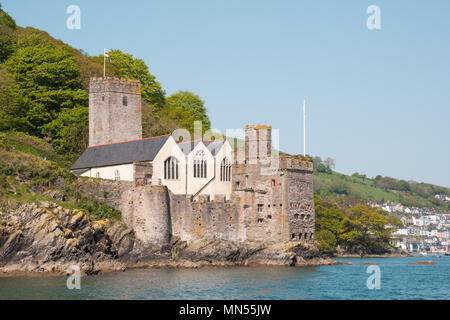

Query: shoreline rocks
(0, 202), (396, 277)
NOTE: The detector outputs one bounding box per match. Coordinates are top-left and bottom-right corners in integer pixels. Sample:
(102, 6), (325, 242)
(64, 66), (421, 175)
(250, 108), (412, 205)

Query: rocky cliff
(0, 202), (337, 276)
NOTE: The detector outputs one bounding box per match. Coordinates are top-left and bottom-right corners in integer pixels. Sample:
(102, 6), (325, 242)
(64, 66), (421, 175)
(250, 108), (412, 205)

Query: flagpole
(303, 99), (306, 156)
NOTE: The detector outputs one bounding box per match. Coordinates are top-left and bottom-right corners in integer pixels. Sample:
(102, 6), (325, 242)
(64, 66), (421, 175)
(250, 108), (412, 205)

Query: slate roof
(204, 140), (226, 156)
(71, 135), (170, 170)
(178, 141), (201, 155)
(177, 139), (226, 156)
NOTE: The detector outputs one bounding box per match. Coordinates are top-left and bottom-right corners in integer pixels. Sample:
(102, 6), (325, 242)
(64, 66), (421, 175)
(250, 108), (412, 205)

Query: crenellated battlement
(89, 77), (141, 95)
(278, 156), (313, 172)
(245, 124), (272, 131)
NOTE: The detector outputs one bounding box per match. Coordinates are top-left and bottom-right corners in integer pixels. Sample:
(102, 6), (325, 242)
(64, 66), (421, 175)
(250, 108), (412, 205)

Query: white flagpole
(303, 99), (306, 156)
(103, 48), (106, 78)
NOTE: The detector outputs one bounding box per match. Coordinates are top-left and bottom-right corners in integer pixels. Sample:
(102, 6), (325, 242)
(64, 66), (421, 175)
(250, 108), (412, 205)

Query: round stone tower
(132, 185), (171, 246)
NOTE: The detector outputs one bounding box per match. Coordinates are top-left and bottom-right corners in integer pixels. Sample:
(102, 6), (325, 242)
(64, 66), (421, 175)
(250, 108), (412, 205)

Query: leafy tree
(339, 205), (391, 252)
(43, 106), (88, 159)
(316, 163), (332, 174)
(316, 230), (337, 253)
(107, 50), (165, 114)
(331, 181), (349, 195)
(164, 90), (211, 133)
(315, 194), (345, 236)
(0, 5), (16, 63)
(312, 156), (322, 170)
(0, 66), (29, 132)
(6, 33), (87, 136)
(323, 157), (335, 169)
(142, 101), (179, 137)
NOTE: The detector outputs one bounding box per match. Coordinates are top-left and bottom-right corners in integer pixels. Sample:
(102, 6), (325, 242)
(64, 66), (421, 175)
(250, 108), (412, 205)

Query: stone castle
(72, 77), (315, 246)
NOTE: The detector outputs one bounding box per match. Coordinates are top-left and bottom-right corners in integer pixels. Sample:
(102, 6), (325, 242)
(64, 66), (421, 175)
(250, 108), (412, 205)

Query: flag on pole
(104, 49), (112, 63)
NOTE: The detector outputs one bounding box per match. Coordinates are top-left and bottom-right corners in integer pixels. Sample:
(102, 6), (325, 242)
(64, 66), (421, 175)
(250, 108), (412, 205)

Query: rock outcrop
(0, 202), (337, 276)
(0, 203), (131, 275)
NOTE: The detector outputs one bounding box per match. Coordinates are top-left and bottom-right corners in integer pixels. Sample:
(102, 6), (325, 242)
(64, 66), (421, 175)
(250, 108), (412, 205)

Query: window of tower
(123, 95), (128, 106)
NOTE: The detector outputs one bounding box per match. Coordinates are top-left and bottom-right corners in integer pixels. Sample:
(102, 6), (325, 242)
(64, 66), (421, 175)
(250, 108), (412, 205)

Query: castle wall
(82, 162), (315, 247)
(169, 194), (244, 243)
(284, 170), (315, 242)
(127, 186), (171, 246)
(232, 164), (285, 243)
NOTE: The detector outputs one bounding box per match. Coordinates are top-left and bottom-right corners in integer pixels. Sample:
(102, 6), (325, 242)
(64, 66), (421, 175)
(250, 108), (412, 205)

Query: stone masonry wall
(82, 159), (315, 247)
(89, 77), (142, 146)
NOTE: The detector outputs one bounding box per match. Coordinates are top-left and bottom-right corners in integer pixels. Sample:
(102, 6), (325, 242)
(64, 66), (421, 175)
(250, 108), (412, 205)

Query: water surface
(1, 256), (449, 299)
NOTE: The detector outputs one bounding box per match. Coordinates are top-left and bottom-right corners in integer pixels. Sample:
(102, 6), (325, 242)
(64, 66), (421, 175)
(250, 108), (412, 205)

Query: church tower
(89, 77), (142, 146)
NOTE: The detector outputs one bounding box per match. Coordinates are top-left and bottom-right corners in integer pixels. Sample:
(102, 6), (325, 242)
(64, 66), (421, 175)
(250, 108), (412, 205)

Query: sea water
(0, 256), (449, 300)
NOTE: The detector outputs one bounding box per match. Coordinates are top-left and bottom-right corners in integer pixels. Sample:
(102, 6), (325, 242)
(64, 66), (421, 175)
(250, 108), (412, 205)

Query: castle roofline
(90, 76), (141, 84)
(72, 135), (171, 170)
(245, 124), (272, 130)
(88, 134), (171, 148)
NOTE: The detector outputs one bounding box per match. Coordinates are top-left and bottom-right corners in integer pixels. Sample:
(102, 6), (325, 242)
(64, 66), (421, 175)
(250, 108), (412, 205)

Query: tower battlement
(278, 156), (313, 172)
(89, 77), (141, 95)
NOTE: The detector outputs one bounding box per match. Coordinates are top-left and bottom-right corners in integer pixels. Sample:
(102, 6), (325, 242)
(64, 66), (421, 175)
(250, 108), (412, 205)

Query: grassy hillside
(0, 132), (121, 220)
(313, 170), (450, 211)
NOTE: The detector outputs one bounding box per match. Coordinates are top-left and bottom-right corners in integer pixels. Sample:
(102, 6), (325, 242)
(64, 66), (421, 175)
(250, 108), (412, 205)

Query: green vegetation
(0, 132), (120, 221)
(313, 161), (450, 211)
(315, 194), (402, 254)
(164, 90), (211, 133)
(0, 4), (16, 63)
(0, 7), (211, 163)
(0, 7), (448, 255)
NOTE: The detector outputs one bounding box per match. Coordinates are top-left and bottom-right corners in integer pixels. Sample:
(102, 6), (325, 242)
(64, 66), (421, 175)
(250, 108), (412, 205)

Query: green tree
(312, 156), (322, 170)
(317, 163), (332, 174)
(6, 33), (87, 136)
(339, 205), (391, 252)
(164, 90), (211, 133)
(316, 230), (337, 253)
(43, 106), (88, 159)
(0, 66), (29, 132)
(107, 50), (165, 114)
(0, 5), (17, 63)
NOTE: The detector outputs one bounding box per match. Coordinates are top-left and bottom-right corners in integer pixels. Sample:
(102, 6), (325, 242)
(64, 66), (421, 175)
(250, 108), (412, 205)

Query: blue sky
(2, 0), (450, 187)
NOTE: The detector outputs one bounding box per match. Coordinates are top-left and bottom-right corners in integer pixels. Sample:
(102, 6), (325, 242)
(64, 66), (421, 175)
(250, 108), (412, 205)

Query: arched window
(194, 150), (207, 178)
(114, 170), (120, 181)
(95, 172), (100, 179)
(164, 157), (179, 180)
(220, 157), (231, 181)
(123, 95), (128, 106)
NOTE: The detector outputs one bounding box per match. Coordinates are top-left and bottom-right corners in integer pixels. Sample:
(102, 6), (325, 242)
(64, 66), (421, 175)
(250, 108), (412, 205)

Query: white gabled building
(71, 134), (233, 201)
